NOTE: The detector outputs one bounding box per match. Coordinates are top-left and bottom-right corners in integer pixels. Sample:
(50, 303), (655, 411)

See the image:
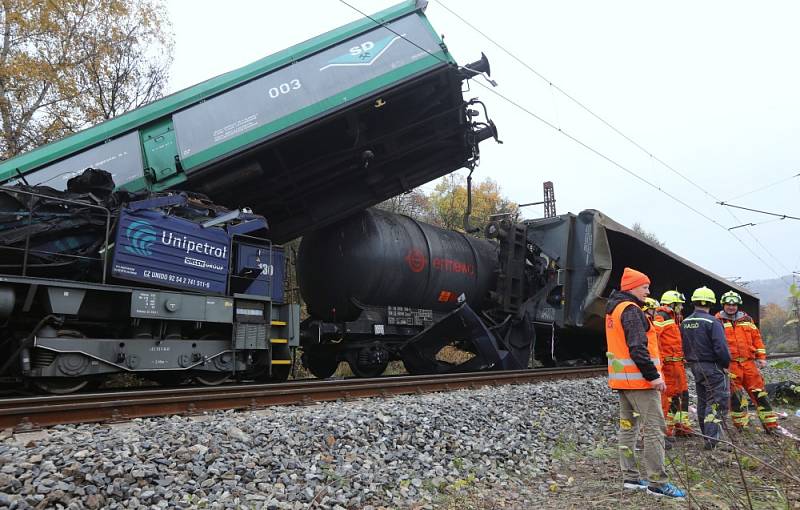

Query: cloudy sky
(166, 0), (800, 283)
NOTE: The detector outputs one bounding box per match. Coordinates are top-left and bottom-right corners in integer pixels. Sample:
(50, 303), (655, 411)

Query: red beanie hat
(620, 267), (650, 291)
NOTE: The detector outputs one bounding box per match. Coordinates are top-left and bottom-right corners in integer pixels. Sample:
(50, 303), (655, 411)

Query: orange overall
(653, 306), (693, 436)
(715, 311), (777, 430)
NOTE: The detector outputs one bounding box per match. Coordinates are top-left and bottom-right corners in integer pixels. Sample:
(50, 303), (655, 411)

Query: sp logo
(405, 248), (426, 273)
(606, 317), (614, 329)
(349, 41), (375, 59)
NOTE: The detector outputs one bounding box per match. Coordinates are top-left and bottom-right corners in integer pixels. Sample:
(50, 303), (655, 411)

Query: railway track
(2, 353), (798, 432)
(0, 366), (606, 431)
(766, 352), (800, 360)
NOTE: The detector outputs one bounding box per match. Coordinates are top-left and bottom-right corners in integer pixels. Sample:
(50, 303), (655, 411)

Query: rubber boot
(753, 389), (778, 432)
(730, 388), (750, 430)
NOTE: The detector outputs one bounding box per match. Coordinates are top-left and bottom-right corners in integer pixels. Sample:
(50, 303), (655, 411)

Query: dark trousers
(690, 361), (729, 446)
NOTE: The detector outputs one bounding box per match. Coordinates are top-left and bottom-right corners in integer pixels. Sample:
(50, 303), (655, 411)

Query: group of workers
(605, 267), (778, 500)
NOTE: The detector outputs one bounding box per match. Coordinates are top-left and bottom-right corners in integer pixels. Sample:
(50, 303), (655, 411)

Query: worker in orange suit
(715, 290), (778, 432)
(653, 291), (694, 438)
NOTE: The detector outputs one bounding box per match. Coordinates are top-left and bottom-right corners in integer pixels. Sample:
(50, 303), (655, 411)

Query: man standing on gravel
(681, 286), (732, 450)
(605, 267), (686, 500)
(716, 290), (778, 432)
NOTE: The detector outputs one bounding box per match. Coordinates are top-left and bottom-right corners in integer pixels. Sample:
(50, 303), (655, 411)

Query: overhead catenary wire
(717, 202), (800, 221)
(337, 0), (791, 282)
(430, 0), (795, 281)
(728, 217), (788, 231)
(432, 0), (702, 194)
(728, 218), (786, 230)
(722, 171), (800, 202)
(468, 80), (789, 281)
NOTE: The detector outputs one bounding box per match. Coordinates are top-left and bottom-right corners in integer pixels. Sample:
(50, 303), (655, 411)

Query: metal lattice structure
(543, 181), (556, 218)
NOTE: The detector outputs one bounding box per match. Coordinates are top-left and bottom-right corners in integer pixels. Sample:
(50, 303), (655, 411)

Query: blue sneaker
(647, 482), (686, 500)
(622, 479), (648, 491)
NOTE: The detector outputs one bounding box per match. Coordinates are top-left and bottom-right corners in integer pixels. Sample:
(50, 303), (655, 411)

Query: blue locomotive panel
(235, 243), (285, 302)
(112, 209), (230, 294)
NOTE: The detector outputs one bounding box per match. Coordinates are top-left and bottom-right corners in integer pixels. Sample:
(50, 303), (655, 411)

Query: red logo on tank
(405, 248), (426, 273)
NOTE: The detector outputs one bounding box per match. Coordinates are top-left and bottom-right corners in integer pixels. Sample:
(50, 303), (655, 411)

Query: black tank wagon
(297, 208), (759, 377)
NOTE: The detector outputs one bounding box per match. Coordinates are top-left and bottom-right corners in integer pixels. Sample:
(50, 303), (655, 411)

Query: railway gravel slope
(1, 375), (616, 509)
(1, 361), (798, 509)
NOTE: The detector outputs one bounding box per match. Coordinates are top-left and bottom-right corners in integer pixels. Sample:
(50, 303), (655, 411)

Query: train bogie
(0, 179), (299, 393)
(0, 275), (299, 391)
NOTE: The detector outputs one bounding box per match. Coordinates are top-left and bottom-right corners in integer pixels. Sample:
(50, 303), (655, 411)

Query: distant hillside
(746, 276), (795, 307)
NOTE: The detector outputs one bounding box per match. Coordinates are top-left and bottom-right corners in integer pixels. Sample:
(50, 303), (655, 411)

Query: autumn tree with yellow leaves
(0, 0), (173, 159)
(427, 174), (519, 235)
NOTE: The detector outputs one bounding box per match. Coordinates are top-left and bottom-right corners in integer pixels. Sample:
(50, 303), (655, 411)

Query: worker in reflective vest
(716, 290), (778, 432)
(653, 290), (694, 438)
(606, 267), (685, 500)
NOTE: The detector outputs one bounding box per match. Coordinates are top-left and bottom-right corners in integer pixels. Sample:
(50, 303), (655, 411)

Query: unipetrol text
(161, 231), (228, 259)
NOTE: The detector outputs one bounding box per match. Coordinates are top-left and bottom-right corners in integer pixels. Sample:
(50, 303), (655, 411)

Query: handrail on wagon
(0, 186), (113, 283)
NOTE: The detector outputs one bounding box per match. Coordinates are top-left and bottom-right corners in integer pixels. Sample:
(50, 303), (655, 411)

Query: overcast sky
(166, 0), (800, 284)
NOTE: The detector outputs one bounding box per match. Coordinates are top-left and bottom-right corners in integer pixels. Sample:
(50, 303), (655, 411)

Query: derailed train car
(297, 208), (758, 376)
(519, 209), (757, 360)
(0, 1), (499, 392)
(0, 1), (497, 243)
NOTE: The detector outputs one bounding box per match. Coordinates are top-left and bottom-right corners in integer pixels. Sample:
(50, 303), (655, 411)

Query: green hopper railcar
(0, 0), (497, 242)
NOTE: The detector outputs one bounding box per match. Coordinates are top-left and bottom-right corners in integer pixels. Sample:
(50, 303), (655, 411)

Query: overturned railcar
(521, 209), (758, 360)
(0, 1), (497, 242)
(298, 208), (758, 375)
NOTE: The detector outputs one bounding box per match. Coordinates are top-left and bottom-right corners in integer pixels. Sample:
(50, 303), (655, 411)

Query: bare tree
(632, 222), (665, 248)
(0, 0), (173, 159)
(376, 189), (434, 223)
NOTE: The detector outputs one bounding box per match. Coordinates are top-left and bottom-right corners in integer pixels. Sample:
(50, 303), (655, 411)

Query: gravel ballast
(0, 376), (618, 509)
(1, 361), (797, 509)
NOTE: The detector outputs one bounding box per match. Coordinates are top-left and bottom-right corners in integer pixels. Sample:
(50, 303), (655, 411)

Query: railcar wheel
(348, 359), (389, 378)
(347, 345), (389, 378)
(302, 350), (340, 379)
(194, 334), (232, 385)
(195, 373), (231, 386)
(33, 378), (92, 395)
(32, 331), (97, 394)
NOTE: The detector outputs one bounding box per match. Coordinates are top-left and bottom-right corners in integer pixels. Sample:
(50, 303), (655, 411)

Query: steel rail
(766, 352), (800, 360)
(0, 367), (605, 431)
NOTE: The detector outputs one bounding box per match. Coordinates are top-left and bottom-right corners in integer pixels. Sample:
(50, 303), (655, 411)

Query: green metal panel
(177, 53), (448, 173)
(140, 119), (179, 183)
(0, 1), (451, 184)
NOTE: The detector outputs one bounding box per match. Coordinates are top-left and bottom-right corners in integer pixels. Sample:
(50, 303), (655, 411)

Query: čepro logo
(405, 248), (426, 273)
(125, 220), (157, 256)
(319, 34), (402, 71)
